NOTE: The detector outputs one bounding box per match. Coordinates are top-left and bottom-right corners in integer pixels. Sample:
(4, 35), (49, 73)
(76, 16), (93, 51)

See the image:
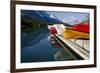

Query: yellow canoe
(63, 28), (89, 39)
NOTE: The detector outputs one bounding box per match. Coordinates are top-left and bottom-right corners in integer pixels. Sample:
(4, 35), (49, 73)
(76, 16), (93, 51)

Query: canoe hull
(63, 29), (89, 39)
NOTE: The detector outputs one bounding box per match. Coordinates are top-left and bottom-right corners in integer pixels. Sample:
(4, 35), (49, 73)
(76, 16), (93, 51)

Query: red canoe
(71, 22), (89, 33)
(50, 27), (58, 34)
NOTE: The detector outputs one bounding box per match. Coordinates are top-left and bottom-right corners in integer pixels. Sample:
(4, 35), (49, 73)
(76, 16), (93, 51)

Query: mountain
(21, 10), (71, 33)
(64, 16), (81, 25)
(21, 10), (63, 24)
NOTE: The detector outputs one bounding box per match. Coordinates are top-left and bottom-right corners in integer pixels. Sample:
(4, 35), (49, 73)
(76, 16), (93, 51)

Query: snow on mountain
(21, 10), (63, 24)
(50, 14), (57, 19)
(64, 16), (81, 25)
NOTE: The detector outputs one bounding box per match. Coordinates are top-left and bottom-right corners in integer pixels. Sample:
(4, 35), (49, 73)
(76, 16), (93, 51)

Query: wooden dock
(52, 34), (89, 60)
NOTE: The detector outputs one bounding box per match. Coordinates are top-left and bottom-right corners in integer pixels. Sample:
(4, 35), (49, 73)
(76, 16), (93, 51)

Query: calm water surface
(21, 28), (76, 63)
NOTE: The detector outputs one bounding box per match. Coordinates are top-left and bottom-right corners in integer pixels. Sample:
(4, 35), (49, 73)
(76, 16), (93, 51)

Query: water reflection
(50, 34), (78, 61)
(21, 28), (78, 63)
(50, 35), (62, 48)
(54, 50), (75, 61)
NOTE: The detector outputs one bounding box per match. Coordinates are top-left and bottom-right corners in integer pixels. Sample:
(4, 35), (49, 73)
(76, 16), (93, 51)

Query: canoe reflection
(54, 50), (75, 61)
(50, 35), (62, 48)
(50, 34), (78, 61)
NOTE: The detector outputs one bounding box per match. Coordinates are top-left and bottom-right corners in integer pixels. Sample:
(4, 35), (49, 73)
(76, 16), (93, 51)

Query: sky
(46, 11), (89, 25)
(22, 10), (89, 25)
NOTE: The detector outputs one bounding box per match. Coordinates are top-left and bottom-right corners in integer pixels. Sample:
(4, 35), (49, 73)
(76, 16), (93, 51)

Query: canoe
(50, 27), (58, 34)
(63, 28), (89, 39)
(71, 22), (89, 33)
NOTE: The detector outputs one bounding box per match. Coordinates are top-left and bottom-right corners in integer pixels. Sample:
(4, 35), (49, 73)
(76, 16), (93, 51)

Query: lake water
(21, 28), (78, 63)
